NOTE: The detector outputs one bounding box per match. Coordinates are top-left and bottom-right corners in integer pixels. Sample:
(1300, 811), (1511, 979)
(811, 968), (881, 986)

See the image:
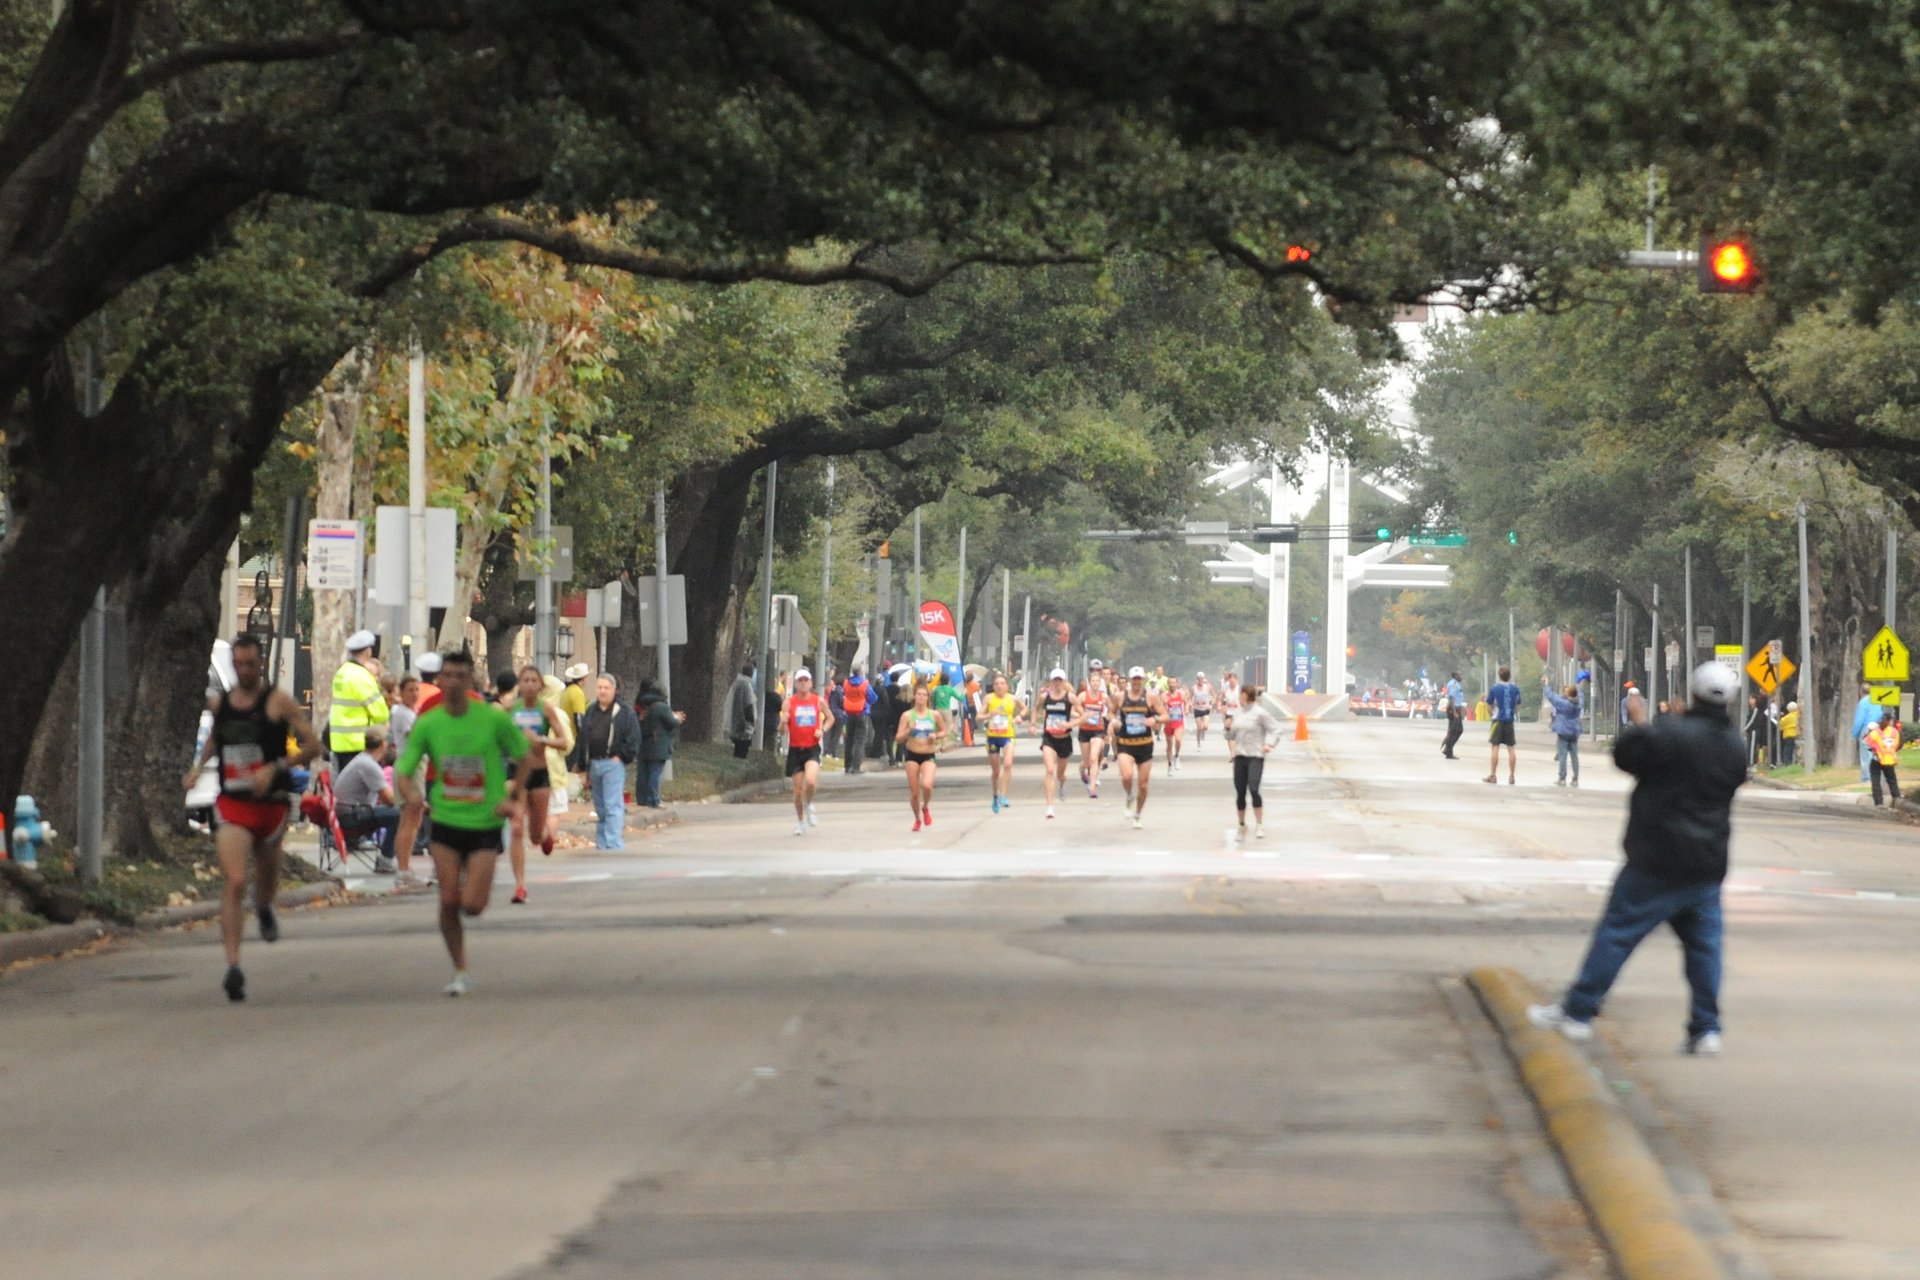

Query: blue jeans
(1860, 736), (1874, 782)
(636, 760), (666, 808)
(1562, 864), (1723, 1036)
(590, 758), (626, 849)
(1555, 736), (1580, 782)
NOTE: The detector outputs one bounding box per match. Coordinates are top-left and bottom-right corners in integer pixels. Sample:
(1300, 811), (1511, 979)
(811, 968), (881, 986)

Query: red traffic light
(1285, 244), (1313, 264)
(1698, 235), (1759, 293)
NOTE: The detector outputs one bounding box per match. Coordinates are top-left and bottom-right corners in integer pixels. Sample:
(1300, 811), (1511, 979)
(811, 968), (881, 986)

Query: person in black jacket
(578, 675), (643, 849)
(1529, 661), (1748, 1056)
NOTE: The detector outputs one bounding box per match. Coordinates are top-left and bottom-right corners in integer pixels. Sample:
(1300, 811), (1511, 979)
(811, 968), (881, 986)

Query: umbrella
(886, 662), (913, 680)
(963, 662), (989, 680)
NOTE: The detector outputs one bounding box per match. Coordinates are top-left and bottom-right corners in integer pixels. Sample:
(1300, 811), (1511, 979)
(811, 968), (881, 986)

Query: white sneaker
(1123, 800), (1135, 818)
(1526, 1003), (1593, 1043)
(793, 821), (806, 836)
(444, 972), (470, 998)
(1255, 825), (1266, 840)
(1130, 815), (1142, 830)
(1046, 805), (1056, 819)
(1682, 1031), (1722, 1056)
(806, 804), (819, 827)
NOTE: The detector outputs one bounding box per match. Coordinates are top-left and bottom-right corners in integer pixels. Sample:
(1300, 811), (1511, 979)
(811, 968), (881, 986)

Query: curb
(136, 879), (346, 929)
(1, 879), (348, 968)
(1466, 965), (1725, 1280)
(0, 919), (114, 966)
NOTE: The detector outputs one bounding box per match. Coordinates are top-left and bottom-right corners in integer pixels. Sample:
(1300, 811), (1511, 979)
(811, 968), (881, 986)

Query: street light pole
(956, 525), (967, 665)
(756, 461), (778, 750)
(913, 508), (923, 662)
(1799, 502), (1817, 771)
(817, 461), (833, 680)
(1683, 543), (1694, 672)
(407, 341), (430, 650)
(535, 416), (554, 673)
(654, 485), (673, 784)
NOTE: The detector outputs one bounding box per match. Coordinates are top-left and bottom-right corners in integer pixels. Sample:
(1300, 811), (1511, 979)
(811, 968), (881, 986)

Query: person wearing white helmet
(1029, 667), (1081, 819)
(1529, 661), (1748, 1057)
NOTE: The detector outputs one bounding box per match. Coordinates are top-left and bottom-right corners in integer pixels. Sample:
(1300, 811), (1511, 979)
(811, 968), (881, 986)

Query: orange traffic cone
(963, 717), (974, 747)
(1294, 713), (1309, 742)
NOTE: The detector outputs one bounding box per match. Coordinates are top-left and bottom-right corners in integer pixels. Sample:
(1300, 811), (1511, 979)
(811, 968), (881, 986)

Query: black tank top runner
(214, 688), (291, 802)
(1116, 694), (1154, 746)
(1039, 694), (1074, 737)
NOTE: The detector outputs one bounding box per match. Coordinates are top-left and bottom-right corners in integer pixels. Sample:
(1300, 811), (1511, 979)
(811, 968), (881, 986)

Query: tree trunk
(666, 465), (759, 741)
(472, 534), (533, 672)
(310, 351), (365, 729)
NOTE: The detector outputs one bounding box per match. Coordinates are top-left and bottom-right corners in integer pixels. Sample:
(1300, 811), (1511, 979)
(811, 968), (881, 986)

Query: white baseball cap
(1128, 666), (1146, 678)
(1690, 661), (1739, 707)
(794, 668), (813, 681)
(1049, 667), (1068, 681)
(415, 652), (443, 675)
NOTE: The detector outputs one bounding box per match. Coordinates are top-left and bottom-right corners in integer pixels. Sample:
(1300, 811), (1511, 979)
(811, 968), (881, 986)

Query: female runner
(506, 665), (573, 903)
(895, 682), (948, 830)
(1076, 674), (1111, 798)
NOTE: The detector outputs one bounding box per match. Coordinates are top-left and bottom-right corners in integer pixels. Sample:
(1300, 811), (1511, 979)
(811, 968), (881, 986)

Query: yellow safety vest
(329, 659), (389, 752)
(1868, 725), (1902, 767)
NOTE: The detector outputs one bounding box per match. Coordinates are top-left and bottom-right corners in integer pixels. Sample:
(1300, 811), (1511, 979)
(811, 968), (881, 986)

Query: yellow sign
(1863, 626), (1910, 682)
(1746, 647), (1796, 694)
(1871, 684), (1901, 707)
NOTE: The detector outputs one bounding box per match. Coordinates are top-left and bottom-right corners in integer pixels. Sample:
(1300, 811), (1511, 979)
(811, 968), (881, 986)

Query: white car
(185, 640), (236, 823)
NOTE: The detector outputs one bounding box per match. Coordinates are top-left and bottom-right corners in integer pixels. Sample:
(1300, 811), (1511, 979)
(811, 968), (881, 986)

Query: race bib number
(989, 713), (1010, 733)
(220, 743), (264, 795)
(1084, 707), (1103, 727)
(1045, 712), (1069, 733)
(911, 716), (936, 740)
(1125, 712), (1148, 736)
(512, 707), (545, 734)
(440, 756), (487, 804)
(793, 703), (817, 728)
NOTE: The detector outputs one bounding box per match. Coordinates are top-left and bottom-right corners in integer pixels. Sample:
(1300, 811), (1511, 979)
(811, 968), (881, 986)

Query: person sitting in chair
(333, 727), (403, 873)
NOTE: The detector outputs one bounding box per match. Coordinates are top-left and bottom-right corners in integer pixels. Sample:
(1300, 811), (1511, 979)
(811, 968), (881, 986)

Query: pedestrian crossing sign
(1746, 647), (1795, 694)
(1863, 626), (1909, 682)
(1870, 684), (1901, 707)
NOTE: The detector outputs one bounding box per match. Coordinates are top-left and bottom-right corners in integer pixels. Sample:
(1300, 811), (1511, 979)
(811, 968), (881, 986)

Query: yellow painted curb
(1466, 966), (1724, 1280)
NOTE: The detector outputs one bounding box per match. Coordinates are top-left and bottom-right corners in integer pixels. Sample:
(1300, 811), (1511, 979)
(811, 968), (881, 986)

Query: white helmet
(1690, 661), (1739, 707)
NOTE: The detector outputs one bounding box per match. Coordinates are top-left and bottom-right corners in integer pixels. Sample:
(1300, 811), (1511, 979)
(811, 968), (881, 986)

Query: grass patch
(1759, 762), (1869, 791)
(660, 741), (786, 803)
(31, 847), (223, 924)
(0, 910), (47, 933)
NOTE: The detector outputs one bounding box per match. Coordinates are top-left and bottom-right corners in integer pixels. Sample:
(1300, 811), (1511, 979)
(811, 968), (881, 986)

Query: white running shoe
(806, 804), (819, 827)
(1525, 1003), (1593, 1043)
(444, 972), (470, 998)
(1682, 1031), (1722, 1056)
(1123, 800), (1135, 818)
(1046, 805), (1056, 819)
(793, 821), (806, 836)
(1255, 825), (1266, 839)
(1130, 815), (1142, 830)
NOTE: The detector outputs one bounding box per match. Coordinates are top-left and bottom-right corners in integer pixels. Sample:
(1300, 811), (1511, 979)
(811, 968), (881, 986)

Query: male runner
(1191, 671), (1214, 750)
(782, 668), (835, 834)
(395, 651), (534, 997)
(1163, 677), (1189, 773)
(1076, 674), (1111, 798)
(1485, 665), (1523, 785)
(1030, 667), (1080, 819)
(982, 672), (1023, 813)
(183, 632), (320, 1002)
(1111, 666), (1166, 829)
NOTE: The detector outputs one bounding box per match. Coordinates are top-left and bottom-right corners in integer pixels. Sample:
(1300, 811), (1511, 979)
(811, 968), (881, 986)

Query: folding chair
(304, 770), (385, 874)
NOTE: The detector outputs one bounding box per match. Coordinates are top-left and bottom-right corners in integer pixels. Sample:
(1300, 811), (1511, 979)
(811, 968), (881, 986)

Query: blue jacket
(841, 675), (872, 719)
(1852, 694), (1879, 741)
(1544, 688), (1582, 739)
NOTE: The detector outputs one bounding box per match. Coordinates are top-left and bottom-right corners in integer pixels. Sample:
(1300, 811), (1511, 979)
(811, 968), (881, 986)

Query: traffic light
(1698, 235), (1759, 293)
(1507, 530), (1518, 545)
(1246, 523), (1300, 544)
(1345, 645), (1356, 659)
(1375, 526), (1392, 541)
(1285, 244), (1313, 264)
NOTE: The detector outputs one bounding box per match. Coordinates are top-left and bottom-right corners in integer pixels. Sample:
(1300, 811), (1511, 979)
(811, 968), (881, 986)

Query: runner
(782, 668), (834, 835)
(1076, 674), (1111, 799)
(895, 682), (948, 829)
(505, 665), (573, 904)
(1163, 677), (1189, 773)
(1030, 667), (1080, 819)
(1220, 669), (1240, 743)
(1149, 665), (1170, 695)
(1226, 682), (1283, 839)
(394, 651), (535, 997)
(1191, 671), (1214, 750)
(1110, 665), (1165, 829)
(981, 672), (1023, 813)
(182, 632), (320, 1002)
(1484, 665), (1523, 785)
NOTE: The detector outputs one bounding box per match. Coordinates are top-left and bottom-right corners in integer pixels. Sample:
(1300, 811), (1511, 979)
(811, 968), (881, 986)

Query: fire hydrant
(10, 795), (51, 867)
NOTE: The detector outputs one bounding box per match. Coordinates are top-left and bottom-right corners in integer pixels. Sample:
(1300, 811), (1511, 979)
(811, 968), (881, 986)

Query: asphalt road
(4, 714), (1917, 1279)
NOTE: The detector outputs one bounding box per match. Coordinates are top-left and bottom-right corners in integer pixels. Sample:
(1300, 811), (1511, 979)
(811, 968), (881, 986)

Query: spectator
(825, 669), (846, 758)
(885, 674), (912, 767)
(841, 665), (874, 774)
(1779, 700), (1800, 766)
(1543, 678), (1583, 786)
(1851, 683), (1879, 782)
(764, 676), (786, 753)
(579, 674), (643, 850)
(634, 678), (684, 808)
(726, 662), (758, 759)
(387, 676), (418, 759)
(333, 727), (402, 873)
(1867, 711), (1904, 806)
(1742, 696), (1772, 767)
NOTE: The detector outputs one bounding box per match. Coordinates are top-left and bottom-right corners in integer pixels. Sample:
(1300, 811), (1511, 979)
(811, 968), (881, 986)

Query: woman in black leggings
(1226, 684), (1283, 838)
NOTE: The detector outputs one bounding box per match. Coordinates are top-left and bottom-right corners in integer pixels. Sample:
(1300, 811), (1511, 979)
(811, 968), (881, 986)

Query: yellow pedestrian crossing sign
(1746, 646), (1795, 695)
(1870, 684), (1901, 707)
(1863, 626), (1909, 682)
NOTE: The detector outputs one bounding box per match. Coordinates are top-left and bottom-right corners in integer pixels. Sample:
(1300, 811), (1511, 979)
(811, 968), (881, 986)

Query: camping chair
(301, 769), (386, 874)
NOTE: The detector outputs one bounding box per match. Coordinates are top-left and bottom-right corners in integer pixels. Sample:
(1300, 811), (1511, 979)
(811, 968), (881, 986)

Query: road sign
(1746, 646), (1796, 695)
(516, 525), (574, 583)
(1863, 626), (1909, 682)
(1694, 625), (1714, 650)
(633, 575), (688, 645)
(372, 506), (457, 608)
(1714, 644), (1742, 673)
(1408, 530), (1468, 547)
(306, 520), (361, 592)
(586, 581), (624, 629)
(1870, 684), (1901, 707)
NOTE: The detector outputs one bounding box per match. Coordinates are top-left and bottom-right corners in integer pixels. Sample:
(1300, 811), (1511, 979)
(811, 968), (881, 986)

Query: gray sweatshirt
(1226, 703), (1284, 756)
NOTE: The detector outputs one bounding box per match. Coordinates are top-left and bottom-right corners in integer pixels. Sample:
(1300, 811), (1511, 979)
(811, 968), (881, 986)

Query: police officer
(329, 630), (390, 773)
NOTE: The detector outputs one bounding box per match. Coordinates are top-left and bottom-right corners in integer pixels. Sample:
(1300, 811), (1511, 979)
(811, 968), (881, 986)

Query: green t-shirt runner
(396, 701), (528, 830)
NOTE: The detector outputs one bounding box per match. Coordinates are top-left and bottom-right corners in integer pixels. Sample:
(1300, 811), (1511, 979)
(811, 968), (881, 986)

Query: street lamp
(556, 626), (575, 660)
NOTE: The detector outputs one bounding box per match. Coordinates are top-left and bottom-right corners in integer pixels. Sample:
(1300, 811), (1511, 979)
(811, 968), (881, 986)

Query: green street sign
(1408, 530), (1467, 547)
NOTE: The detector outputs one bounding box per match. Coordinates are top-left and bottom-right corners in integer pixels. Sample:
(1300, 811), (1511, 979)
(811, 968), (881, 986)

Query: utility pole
(1325, 457), (1349, 696)
(1650, 583), (1661, 716)
(1000, 568), (1011, 676)
(1267, 464), (1290, 697)
(76, 343), (105, 883)
(1798, 502), (1816, 771)
(1021, 594), (1032, 688)
(1886, 522), (1898, 628)
(1683, 543), (1694, 675)
(756, 461), (778, 749)
(913, 508), (923, 661)
(1507, 610), (1515, 674)
(817, 461), (834, 680)
(956, 525), (967, 664)
(1741, 554), (1751, 701)
(407, 342), (430, 652)
(534, 416), (554, 673)
(654, 485), (673, 784)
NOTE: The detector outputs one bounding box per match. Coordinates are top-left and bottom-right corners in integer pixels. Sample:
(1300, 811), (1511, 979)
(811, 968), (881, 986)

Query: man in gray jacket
(726, 663), (758, 759)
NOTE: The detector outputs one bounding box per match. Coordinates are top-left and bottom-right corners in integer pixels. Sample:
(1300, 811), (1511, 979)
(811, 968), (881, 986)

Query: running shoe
(1255, 825), (1266, 839)
(1525, 1003), (1594, 1043)
(913, 818), (923, 832)
(1123, 800), (1135, 818)
(1681, 1031), (1723, 1057)
(511, 885), (528, 904)
(223, 965), (246, 1003)
(793, 821), (806, 836)
(992, 796), (1001, 814)
(806, 803), (819, 827)
(1130, 815), (1142, 830)
(1080, 766), (1089, 785)
(923, 807), (932, 826)
(256, 906), (280, 943)
(1046, 806), (1056, 819)
(445, 971), (471, 998)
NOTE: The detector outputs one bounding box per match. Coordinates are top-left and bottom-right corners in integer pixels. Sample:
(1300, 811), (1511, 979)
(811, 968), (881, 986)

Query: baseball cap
(1089, 658), (1104, 670)
(1128, 665), (1146, 679)
(794, 668), (813, 681)
(1048, 667), (1068, 681)
(1690, 661), (1739, 707)
(416, 652), (443, 675)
